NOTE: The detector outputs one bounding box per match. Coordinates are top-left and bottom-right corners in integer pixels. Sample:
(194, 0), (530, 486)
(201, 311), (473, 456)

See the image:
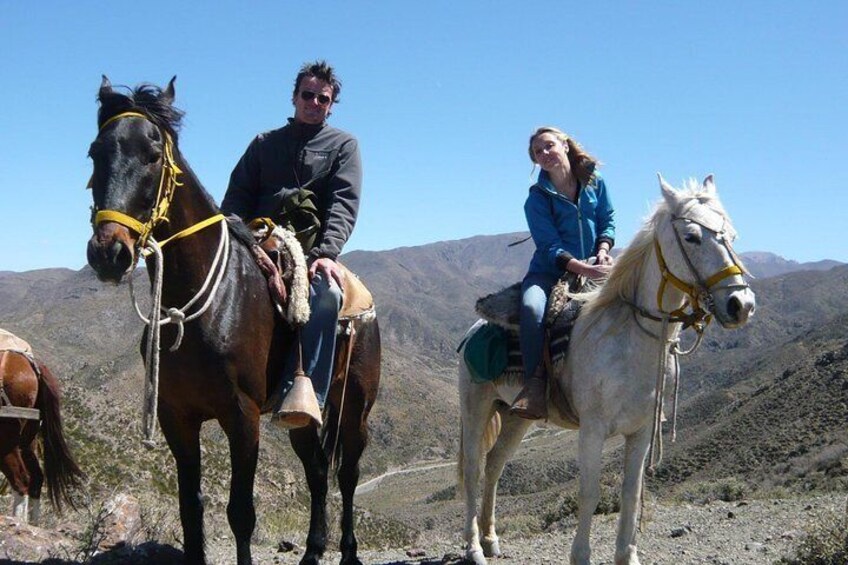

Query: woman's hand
(595, 248), (614, 266)
(567, 259), (611, 280)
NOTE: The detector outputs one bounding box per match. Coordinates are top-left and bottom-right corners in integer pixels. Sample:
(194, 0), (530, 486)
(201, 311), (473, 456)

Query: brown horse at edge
(0, 347), (83, 524)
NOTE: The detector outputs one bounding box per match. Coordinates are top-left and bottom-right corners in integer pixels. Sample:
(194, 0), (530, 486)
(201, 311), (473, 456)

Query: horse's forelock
(675, 179), (736, 238)
(97, 83), (184, 136)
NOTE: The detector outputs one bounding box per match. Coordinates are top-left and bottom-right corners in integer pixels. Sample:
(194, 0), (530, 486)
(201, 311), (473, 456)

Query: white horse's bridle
(641, 205), (750, 333)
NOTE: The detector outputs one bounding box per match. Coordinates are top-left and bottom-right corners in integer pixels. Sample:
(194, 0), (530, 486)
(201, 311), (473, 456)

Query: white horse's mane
(573, 179), (735, 335)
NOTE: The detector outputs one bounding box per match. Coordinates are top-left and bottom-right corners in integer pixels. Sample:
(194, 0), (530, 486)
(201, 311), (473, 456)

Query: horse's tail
(35, 360), (84, 512)
(457, 411), (503, 498)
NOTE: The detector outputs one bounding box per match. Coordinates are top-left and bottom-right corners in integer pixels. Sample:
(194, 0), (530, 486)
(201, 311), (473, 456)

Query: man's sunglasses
(299, 90), (332, 106)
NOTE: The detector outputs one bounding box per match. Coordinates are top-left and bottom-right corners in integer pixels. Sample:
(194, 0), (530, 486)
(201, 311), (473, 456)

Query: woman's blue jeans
(283, 271), (342, 408)
(519, 271), (559, 380)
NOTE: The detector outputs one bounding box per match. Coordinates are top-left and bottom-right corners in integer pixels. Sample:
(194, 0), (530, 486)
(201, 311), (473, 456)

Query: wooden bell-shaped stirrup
(273, 333), (322, 429)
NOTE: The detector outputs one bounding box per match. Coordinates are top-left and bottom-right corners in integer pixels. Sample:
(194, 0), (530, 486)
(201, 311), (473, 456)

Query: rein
(91, 111), (230, 447)
(631, 210), (749, 471)
(635, 209), (750, 531)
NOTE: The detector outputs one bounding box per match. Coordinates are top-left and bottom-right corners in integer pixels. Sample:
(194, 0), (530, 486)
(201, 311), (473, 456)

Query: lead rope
(326, 321), (357, 470)
(639, 319), (706, 531)
(128, 222), (230, 448)
(647, 315), (671, 472)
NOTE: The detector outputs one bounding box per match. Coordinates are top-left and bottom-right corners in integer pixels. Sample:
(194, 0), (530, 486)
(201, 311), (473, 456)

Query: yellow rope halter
(653, 236), (744, 325)
(92, 111), (224, 247)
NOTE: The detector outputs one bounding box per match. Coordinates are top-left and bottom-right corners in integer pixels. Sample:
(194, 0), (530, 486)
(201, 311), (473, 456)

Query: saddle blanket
(503, 303), (580, 376)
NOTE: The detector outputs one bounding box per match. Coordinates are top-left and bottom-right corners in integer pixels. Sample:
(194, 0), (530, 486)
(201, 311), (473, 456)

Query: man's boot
(509, 366), (548, 420)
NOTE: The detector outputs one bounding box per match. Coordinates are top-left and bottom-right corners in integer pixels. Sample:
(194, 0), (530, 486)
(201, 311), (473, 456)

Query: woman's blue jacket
(524, 170), (616, 276)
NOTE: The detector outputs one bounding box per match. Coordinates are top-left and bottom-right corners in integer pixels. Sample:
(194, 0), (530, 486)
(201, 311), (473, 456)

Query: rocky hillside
(0, 236), (846, 562)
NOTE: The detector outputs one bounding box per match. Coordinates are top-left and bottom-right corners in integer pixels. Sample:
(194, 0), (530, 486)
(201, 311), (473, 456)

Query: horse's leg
(20, 438), (43, 526)
(221, 403), (261, 565)
(11, 491), (28, 522)
(614, 427), (650, 565)
(459, 378), (497, 565)
(159, 409), (206, 565)
(480, 413), (532, 558)
(2, 451), (30, 523)
(571, 423), (605, 565)
(335, 408), (367, 565)
(290, 426), (329, 565)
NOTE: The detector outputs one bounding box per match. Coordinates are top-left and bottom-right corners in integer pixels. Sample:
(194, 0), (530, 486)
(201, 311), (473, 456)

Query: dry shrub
(675, 476), (748, 504)
(542, 473), (621, 528)
(778, 508), (848, 565)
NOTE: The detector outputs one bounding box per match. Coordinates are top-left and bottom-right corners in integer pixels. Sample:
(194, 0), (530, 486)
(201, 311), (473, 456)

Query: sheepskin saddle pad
(475, 273), (585, 330)
(0, 328), (32, 354)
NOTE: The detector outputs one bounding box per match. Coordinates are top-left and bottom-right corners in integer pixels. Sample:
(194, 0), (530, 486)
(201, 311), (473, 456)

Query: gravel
(203, 494), (844, 564)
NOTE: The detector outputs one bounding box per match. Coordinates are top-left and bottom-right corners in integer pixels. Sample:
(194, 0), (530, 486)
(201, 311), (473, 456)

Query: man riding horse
(222, 60), (362, 429)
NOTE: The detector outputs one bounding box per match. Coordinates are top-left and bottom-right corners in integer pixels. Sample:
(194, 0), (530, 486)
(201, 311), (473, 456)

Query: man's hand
(309, 257), (345, 287)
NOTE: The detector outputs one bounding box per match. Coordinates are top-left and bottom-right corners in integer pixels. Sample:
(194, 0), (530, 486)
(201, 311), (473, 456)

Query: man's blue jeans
(283, 271), (342, 408)
(519, 271), (559, 379)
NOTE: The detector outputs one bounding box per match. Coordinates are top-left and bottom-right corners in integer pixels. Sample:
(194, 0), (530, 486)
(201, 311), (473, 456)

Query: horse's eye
(684, 231), (701, 244)
(147, 150), (163, 164)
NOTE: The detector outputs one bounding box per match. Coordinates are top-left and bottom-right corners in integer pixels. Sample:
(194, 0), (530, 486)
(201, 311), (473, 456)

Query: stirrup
(272, 375), (323, 429)
(508, 377), (548, 420)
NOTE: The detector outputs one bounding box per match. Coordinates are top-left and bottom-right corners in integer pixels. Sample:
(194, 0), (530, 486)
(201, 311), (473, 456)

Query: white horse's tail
(456, 376), (503, 496)
(456, 408), (502, 497)
(457, 320), (504, 497)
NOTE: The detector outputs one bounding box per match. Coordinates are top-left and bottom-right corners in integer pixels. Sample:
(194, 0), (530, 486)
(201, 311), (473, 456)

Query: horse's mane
(97, 83), (185, 139)
(574, 179), (733, 331)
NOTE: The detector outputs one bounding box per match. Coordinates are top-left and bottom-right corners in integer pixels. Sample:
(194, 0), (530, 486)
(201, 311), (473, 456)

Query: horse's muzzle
(714, 286), (756, 329)
(87, 223), (136, 283)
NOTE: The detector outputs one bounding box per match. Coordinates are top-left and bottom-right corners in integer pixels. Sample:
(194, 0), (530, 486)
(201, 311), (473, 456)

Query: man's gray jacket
(222, 118), (362, 261)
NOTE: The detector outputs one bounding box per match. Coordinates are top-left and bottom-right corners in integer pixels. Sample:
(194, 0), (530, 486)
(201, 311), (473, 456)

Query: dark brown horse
(0, 348), (83, 524)
(85, 77), (381, 565)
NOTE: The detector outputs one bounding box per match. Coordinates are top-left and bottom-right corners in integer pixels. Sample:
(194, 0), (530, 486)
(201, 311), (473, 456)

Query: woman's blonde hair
(528, 126), (601, 186)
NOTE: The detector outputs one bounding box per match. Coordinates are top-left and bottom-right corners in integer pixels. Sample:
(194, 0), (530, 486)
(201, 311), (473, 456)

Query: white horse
(458, 175), (756, 565)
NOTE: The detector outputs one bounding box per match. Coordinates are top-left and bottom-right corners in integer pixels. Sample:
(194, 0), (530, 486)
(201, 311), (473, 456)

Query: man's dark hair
(293, 60), (342, 103)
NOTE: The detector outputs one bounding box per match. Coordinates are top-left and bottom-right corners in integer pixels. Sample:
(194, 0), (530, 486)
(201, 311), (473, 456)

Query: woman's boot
(509, 365), (548, 420)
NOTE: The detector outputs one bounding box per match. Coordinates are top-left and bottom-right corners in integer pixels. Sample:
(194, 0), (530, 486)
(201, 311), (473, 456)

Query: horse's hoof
(339, 557), (363, 565)
(614, 544), (641, 565)
(465, 548), (488, 565)
(481, 537), (501, 557)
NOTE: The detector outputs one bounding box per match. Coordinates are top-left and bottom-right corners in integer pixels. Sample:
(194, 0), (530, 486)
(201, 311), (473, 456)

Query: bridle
(91, 111), (225, 249)
(630, 203), (749, 333)
(634, 201), (752, 478)
(89, 110), (230, 447)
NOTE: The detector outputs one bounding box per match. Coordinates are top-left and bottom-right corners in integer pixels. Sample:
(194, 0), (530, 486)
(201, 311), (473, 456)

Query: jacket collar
(287, 118), (327, 138)
(535, 169), (597, 195)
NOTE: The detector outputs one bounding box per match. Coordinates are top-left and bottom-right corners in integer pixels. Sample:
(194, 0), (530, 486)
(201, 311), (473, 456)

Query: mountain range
(0, 234), (846, 552)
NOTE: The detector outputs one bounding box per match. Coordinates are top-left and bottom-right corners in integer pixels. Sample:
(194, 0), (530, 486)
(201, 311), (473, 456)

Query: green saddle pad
(463, 322), (508, 383)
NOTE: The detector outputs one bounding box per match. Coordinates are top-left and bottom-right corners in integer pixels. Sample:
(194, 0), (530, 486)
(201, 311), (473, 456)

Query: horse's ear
(658, 173), (677, 203)
(702, 174), (716, 193)
(99, 75), (113, 98)
(162, 76), (177, 105)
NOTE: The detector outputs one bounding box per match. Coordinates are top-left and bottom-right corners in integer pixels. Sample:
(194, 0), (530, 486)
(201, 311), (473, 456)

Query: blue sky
(1, 1), (845, 272)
